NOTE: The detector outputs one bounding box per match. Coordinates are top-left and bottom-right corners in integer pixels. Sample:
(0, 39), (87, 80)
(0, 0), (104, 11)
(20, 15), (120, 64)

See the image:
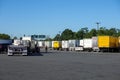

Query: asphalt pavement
(0, 50), (120, 80)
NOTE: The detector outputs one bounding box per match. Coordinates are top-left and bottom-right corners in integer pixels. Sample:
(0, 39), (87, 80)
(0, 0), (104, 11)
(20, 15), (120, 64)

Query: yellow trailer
(52, 41), (61, 50)
(118, 37), (120, 52)
(118, 37), (120, 46)
(98, 36), (119, 52)
(115, 37), (119, 48)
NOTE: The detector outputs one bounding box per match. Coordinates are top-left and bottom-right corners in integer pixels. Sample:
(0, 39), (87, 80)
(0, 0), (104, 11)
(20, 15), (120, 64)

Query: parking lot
(0, 50), (120, 80)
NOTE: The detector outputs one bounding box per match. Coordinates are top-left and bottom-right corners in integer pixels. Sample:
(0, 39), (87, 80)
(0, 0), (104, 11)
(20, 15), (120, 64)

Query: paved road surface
(0, 51), (120, 80)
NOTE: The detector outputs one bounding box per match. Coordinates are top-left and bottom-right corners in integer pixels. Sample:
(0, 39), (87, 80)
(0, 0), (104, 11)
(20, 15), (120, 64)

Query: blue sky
(0, 0), (120, 38)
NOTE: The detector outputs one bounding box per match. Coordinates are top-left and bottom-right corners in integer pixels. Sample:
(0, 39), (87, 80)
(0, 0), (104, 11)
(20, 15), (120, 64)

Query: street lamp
(96, 22), (100, 50)
(96, 22), (100, 36)
(59, 31), (61, 41)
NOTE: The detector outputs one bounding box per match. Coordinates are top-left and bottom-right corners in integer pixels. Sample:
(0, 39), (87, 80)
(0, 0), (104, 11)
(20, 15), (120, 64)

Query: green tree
(108, 28), (117, 36)
(117, 29), (120, 36)
(13, 36), (18, 39)
(54, 34), (61, 41)
(76, 29), (84, 39)
(0, 33), (10, 39)
(89, 28), (97, 37)
(20, 37), (22, 40)
(45, 37), (53, 41)
(61, 29), (74, 40)
(98, 27), (107, 35)
(73, 32), (77, 39)
(53, 27), (120, 40)
(76, 27), (89, 39)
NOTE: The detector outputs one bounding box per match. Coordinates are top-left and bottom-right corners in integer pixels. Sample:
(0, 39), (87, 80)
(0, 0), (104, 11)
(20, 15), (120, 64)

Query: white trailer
(68, 40), (79, 51)
(83, 39), (92, 48)
(13, 39), (21, 45)
(38, 41), (45, 48)
(79, 40), (84, 47)
(82, 37), (99, 52)
(52, 41), (54, 48)
(74, 40), (84, 51)
(92, 37), (99, 52)
(13, 39), (30, 47)
(62, 40), (69, 51)
(82, 38), (93, 51)
(44, 41), (52, 48)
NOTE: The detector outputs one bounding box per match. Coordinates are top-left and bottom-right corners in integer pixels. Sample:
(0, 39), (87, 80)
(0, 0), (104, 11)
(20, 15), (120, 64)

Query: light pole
(96, 22), (100, 36)
(59, 31), (61, 41)
(96, 22), (100, 50)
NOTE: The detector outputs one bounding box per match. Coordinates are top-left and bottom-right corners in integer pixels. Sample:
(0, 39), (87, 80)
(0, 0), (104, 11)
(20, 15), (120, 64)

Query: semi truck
(7, 39), (40, 56)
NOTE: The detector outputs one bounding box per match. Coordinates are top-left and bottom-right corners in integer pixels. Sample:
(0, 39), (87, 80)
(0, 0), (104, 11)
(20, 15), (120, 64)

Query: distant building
(0, 39), (12, 53)
(22, 37), (33, 41)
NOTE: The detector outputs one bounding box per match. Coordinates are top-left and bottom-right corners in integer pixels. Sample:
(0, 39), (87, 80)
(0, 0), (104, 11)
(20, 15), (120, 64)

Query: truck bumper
(8, 52), (13, 56)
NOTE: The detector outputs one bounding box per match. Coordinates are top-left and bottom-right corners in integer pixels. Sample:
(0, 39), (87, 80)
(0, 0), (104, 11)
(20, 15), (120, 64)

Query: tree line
(53, 27), (120, 40)
(0, 27), (120, 40)
(0, 33), (10, 39)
